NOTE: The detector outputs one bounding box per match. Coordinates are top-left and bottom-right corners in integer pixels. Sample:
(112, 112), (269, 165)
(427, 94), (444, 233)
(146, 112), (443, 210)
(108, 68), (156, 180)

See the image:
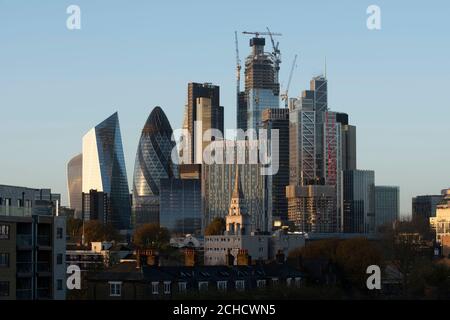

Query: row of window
(0, 198), (32, 208)
(108, 277), (302, 297)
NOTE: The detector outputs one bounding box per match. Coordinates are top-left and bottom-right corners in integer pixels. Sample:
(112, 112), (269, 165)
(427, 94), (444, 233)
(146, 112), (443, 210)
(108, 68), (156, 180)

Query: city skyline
(1, 1), (449, 217)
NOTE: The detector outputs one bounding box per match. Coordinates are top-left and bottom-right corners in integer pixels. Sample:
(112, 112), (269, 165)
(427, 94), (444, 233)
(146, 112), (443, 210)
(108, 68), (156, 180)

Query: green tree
(83, 220), (122, 244)
(204, 217), (226, 236)
(133, 223), (170, 250)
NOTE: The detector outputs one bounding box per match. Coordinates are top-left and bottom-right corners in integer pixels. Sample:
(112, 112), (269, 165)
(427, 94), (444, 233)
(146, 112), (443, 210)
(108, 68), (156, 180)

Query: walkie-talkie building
(82, 112), (131, 230)
(132, 107), (178, 227)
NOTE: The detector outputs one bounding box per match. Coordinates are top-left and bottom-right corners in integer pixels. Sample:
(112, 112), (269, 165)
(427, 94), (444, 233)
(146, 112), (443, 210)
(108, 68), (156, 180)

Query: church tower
(226, 165), (251, 235)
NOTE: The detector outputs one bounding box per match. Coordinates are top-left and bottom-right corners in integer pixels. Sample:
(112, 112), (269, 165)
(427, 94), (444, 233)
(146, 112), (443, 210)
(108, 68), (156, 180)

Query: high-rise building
(412, 194), (443, 221)
(286, 184), (337, 233)
(132, 107), (178, 227)
(262, 108), (289, 225)
(67, 153), (82, 219)
(202, 141), (268, 232)
(336, 113), (357, 171)
(82, 112), (131, 230)
(0, 185), (66, 300)
(159, 178), (202, 235)
(185, 83), (222, 164)
(343, 170), (375, 233)
(237, 91), (247, 132)
(375, 186), (400, 228)
(244, 37), (280, 131)
(82, 190), (108, 224)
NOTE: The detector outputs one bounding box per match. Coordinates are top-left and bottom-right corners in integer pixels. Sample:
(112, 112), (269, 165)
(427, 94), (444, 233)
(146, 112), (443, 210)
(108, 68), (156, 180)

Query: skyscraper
(412, 195), (443, 221)
(262, 108), (289, 225)
(244, 37), (280, 131)
(185, 82), (223, 164)
(82, 112), (131, 230)
(343, 170), (375, 233)
(67, 153), (82, 219)
(132, 107), (178, 227)
(336, 113), (357, 171)
(375, 186), (400, 228)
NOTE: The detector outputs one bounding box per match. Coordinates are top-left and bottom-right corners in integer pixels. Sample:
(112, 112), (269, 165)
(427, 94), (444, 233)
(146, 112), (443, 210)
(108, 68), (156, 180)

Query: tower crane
(234, 31), (241, 94)
(281, 54), (298, 108)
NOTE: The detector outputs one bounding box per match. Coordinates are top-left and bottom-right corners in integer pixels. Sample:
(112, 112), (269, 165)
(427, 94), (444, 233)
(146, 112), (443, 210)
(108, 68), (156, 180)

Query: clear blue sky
(1, 0), (449, 217)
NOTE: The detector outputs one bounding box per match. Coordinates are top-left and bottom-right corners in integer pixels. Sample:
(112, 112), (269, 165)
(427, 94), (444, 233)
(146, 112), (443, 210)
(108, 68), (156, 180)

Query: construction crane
(281, 54), (298, 108)
(242, 31), (282, 37)
(234, 31), (241, 95)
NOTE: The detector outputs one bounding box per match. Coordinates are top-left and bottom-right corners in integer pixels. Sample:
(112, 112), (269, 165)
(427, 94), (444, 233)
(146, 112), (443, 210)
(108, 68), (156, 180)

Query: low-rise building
(430, 188), (450, 243)
(0, 185), (66, 300)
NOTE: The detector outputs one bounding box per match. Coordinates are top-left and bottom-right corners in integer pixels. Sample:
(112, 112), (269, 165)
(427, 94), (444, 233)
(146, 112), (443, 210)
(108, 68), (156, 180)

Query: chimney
(226, 249), (235, 266)
(136, 249), (159, 268)
(275, 250), (285, 264)
(185, 248), (196, 267)
(237, 249), (251, 266)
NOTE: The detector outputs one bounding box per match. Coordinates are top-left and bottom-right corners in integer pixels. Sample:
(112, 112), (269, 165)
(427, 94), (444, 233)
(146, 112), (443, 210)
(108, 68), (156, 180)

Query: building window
(152, 282), (159, 295)
(272, 278), (279, 286)
(0, 224), (10, 240)
(164, 282), (171, 295)
(109, 282), (122, 297)
(235, 280), (245, 291)
(198, 281), (208, 292)
(57, 254), (63, 265)
(57, 279), (63, 291)
(217, 281), (227, 291)
(286, 278), (292, 286)
(0, 281), (9, 297)
(178, 282), (187, 293)
(295, 277), (302, 287)
(57, 228), (63, 239)
(0, 253), (9, 267)
(257, 280), (266, 288)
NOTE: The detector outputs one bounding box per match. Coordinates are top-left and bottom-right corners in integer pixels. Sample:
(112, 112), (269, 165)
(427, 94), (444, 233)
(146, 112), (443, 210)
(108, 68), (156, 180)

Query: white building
(430, 188), (450, 243)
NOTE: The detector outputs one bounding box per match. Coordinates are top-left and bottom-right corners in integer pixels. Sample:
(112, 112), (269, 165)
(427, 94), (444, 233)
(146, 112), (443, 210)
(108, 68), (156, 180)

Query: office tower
(244, 37), (280, 131)
(343, 170), (375, 233)
(336, 113), (357, 171)
(262, 108), (289, 225)
(286, 184), (337, 233)
(0, 185), (66, 300)
(82, 190), (108, 223)
(412, 194), (443, 221)
(289, 93), (317, 185)
(311, 76), (328, 179)
(185, 83), (222, 164)
(237, 92), (247, 131)
(202, 141), (268, 232)
(132, 107), (178, 227)
(82, 112), (131, 230)
(375, 186), (400, 228)
(429, 188), (450, 243)
(159, 178), (202, 235)
(194, 96), (224, 164)
(67, 153), (83, 219)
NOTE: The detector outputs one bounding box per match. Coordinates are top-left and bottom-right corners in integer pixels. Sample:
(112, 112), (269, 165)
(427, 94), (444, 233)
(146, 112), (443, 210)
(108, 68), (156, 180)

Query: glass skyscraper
(82, 112), (131, 230)
(67, 153), (82, 219)
(132, 107), (178, 227)
(375, 186), (400, 228)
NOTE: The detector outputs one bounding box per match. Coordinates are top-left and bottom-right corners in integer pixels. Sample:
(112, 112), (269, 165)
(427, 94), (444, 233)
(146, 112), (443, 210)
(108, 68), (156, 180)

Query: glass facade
(343, 170), (375, 233)
(82, 112), (131, 230)
(132, 107), (178, 227)
(375, 186), (400, 228)
(159, 179), (201, 235)
(67, 153), (82, 219)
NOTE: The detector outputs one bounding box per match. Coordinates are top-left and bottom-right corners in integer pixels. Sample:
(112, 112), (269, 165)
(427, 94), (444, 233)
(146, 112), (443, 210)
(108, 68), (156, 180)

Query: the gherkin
(132, 107), (178, 227)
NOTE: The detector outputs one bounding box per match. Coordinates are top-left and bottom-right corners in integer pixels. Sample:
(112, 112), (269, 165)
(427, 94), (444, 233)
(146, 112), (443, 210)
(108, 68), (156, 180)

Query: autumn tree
(83, 220), (122, 244)
(204, 217), (226, 236)
(133, 223), (170, 251)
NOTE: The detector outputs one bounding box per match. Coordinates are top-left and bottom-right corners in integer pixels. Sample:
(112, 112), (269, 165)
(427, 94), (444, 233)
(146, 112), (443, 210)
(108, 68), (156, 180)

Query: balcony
(37, 235), (51, 248)
(37, 288), (51, 300)
(36, 262), (52, 274)
(17, 235), (32, 248)
(16, 289), (33, 300)
(16, 262), (33, 275)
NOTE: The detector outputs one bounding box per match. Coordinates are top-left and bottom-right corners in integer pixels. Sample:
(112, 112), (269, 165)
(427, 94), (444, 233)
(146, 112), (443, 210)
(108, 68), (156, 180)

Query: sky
(0, 0), (449, 217)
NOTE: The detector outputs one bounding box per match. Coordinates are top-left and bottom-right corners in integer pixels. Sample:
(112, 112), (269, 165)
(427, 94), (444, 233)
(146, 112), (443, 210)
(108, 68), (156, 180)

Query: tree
(83, 220), (121, 244)
(133, 223), (170, 251)
(204, 218), (226, 236)
(67, 217), (83, 241)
